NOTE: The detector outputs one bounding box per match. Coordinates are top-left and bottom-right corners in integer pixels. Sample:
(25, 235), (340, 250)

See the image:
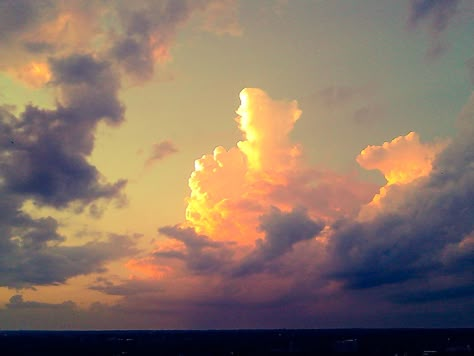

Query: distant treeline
(0, 328), (473, 355)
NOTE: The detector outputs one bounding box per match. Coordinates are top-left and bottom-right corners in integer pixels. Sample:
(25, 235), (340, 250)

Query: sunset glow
(0, 0), (472, 329)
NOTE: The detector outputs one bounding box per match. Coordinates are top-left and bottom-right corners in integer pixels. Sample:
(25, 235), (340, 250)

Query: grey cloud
(353, 106), (381, 125)
(145, 140), (178, 167)
(318, 86), (358, 109)
(153, 208), (324, 278)
(257, 207), (325, 260)
(391, 284), (474, 304)
(157, 225), (233, 274)
(89, 277), (164, 296)
(408, 0), (461, 32)
(50, 55), (110, 86)
(23, 41), (56, 54)
(0, 217), (137, 288)
(0, 0), (56, 41)
(1, 105), (126, 207)
(50, 54), (124, 124)
(110, 0), (207, 81)
(234, 208), (324, 276)
(0, 0), (241, 85)
(467, 58), (474, 86)
(407, 0), (461, 57)
(6, 294), (77, 310)
(111, 37), (155, 82)
(0, 54), (126, 208)
(312, 84), (382, 125)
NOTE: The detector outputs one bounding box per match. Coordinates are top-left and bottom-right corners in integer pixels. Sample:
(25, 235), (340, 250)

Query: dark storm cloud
(325, 100), (474, 298)
(233, 208), (324, 276)
(0, 52), (135, 288)
(391, 284), (474, 304)
(0, 55), (125, 208)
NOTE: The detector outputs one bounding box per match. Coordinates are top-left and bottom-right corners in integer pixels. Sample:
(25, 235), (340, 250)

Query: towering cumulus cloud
(184, 88), (374, 246)
(118, 88), (473, 327)
(128, 88), (376, 292)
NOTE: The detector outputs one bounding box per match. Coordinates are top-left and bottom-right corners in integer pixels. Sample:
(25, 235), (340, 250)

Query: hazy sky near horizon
(0, 0), (473, 329)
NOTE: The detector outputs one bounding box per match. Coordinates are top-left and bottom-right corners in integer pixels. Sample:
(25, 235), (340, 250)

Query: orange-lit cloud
(185, 88), (305, 245)
(357, 131), (446, 185)
(357, 131), (448, 219)
(129, 88), (377, 287)
(9, 62), (52, 88)
(126, 258), (171, 280)
(180, 88), (376, 247)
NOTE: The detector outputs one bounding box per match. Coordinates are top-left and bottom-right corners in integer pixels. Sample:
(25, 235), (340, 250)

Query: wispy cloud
(145, 140), (178, 168)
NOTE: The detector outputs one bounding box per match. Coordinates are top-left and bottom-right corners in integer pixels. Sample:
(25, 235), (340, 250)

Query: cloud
(356, 131), (447, 220)
(233, 207), (325, 276)
(102, 89), (474, 329)
(0, 219), (137, 288)
(156, 225), (233, 275)
(145, 140), (178, 167)
(199, 0), (242, 36)
(0, 0), (103, 87)
(325, 96), (474, 297)
(0, 55), (126, 208)
(109, 0), (242, 82)
(89, 277), (164, 296)
(113, 88), (381, 325)
(408, 0), (461, 32)
(318, 85), (361, 109)
(312, 84), (382, 124)
(356, 131), (445, 185)
(353, 106), (382, 125)
(185, 88), (375, 246)
(6, 295), (77, 310)
(407, 0), (462, 57)
(0, 0), (246, 294)
(0, 53), (139, 289)
(0, 0), (243, 86)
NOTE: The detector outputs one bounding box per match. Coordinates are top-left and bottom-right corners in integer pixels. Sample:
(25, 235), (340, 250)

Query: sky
(0, 0), (473, 329)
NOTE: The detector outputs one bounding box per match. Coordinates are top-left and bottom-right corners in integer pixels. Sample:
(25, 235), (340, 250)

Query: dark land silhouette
(0, 328), (473, 355)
